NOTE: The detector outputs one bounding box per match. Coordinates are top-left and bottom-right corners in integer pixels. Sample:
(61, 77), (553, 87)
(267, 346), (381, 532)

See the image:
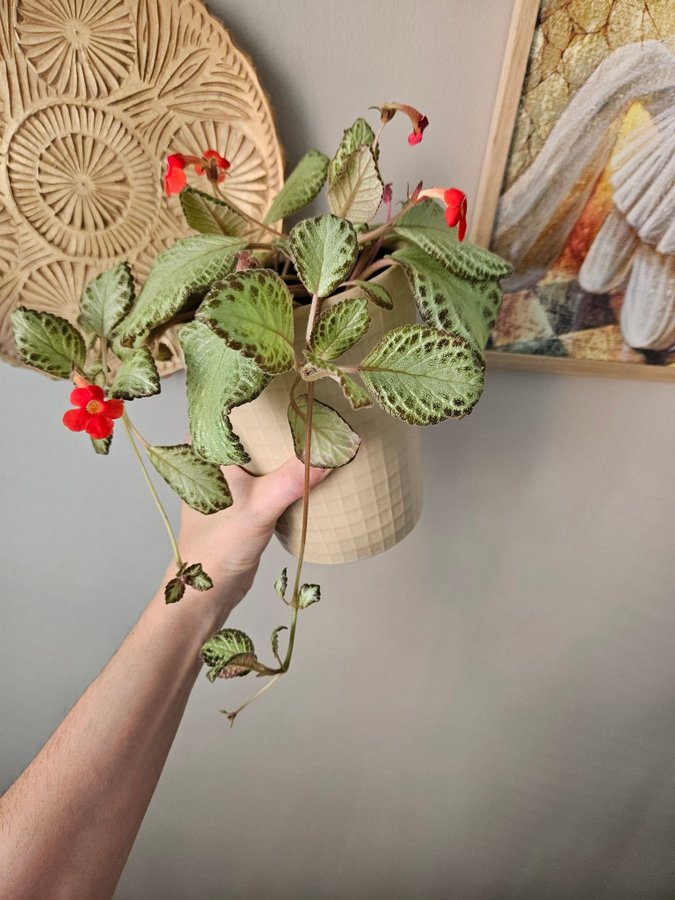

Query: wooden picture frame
(472, 0), (675, 381)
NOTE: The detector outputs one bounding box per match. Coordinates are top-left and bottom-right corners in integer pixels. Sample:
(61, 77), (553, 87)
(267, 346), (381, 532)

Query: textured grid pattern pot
(229, 266), (423, 564)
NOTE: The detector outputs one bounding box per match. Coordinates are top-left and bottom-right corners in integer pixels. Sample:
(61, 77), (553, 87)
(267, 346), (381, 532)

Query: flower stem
(122, 412), (183, 569)
(282, 377), (315, 671)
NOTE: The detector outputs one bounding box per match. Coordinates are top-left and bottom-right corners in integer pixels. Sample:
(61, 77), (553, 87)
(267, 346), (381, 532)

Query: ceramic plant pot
(229, 265), (423, 564)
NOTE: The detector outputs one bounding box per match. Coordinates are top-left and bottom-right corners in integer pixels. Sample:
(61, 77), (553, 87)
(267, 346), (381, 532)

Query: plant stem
(356, 199), (414, 246)
(353, 257), (398, 283)
(212, 182), (285, 239)
(281, 378), (315, 671)
(122, 412), (183, 569)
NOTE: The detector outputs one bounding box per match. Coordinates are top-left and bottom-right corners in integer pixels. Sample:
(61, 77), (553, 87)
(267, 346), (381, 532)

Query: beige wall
(3, 2), (675, 897)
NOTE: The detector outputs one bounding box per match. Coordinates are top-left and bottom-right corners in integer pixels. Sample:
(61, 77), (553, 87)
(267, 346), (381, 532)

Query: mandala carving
(0, 0), (284, 376)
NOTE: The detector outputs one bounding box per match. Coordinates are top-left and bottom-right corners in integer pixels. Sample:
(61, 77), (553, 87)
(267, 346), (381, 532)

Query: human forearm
(0, 458), (328, 900)
(0, 574), (237, 900)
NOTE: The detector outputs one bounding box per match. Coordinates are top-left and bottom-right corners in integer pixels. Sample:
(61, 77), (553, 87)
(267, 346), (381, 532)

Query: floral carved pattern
(0, 0), (284, 376)
(16, 0), (136, 99)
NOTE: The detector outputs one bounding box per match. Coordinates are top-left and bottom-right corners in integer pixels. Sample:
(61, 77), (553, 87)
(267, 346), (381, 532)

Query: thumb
(250, 456), (331, 523)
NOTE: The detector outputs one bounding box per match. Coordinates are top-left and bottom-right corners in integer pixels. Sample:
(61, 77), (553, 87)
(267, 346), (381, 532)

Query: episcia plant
(10, 102), (511, 723)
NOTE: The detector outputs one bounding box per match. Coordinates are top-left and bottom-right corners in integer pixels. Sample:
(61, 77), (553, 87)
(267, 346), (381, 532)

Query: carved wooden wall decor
(0, 0), (284, 376)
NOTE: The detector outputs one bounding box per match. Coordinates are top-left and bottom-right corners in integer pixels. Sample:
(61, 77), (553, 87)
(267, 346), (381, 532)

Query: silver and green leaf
(394, 200), (512, 281)
(327, 146), (383, 224)
(359, 325), (485, 425)
(270, 625), (288, 664)
(393, 246), (502, 350)
(201, 628), (256, 681)
(196, 269), (294, 375)
(109, 347), (160, 400)
(180, 187), (248, 237)
(288, 394), (361, 468)
(11, 308), (85, 378)
(328, 118), (377, 181)
(179, 320), (268, 465)
(118, 234), (245, 345)
(309, 296), (370, 360)
(298, 584), (320, 609)
(289, 214), (358, 298)
(146, 444), (232, 514)
(264, 150), (330, 224)
(78, 262), (135, 338)
(349, 278), (393, 310)
(274, 568), (288, 599)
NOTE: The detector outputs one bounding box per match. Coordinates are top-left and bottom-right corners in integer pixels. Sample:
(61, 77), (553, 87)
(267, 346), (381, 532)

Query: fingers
(249, 457), (332, 523)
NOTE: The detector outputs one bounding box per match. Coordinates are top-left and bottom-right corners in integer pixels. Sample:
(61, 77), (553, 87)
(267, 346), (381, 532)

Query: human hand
(172, 458), (330, 614)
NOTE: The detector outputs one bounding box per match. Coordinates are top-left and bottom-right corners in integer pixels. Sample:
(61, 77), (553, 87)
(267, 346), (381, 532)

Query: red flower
(443, 188), (468, 241)
(63, 383), (124, 440)
(163, 149), (231, 196)
(407, 115), (429, 145)
(376, 103), (429, 146)
(416, 186), (468, 242)
(164, 154), (187, 195)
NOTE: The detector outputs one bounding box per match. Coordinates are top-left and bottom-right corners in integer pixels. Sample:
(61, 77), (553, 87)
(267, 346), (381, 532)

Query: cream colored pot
(229, 266), (423, 564)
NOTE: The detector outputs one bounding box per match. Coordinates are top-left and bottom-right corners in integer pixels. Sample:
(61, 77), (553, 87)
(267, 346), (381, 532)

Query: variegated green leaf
(182, 562), (214, 592)
(327, 146), (383, 223)
(11, 308), (85, 378)
(264, 150), (329, 223)
(196, 269), (294, 375)
(78, 263), (135, 338)
(288, 394), (361, 468)
(328, 118), (377, 181)
(359, 325), (485, 425)
(310, 297), (370, 360)
(274, 568), (288, 599)
(289, 215), (358, 298)
(393, 246), (503, 349)
(394, 200), (512, 281)
(201, 628), (255, 681)
(146, 444), (232, 514)
(271, 625), (288, 663)
(302, 353), (372, 410)
(350, 279), (393, 310)
(164, 577), (186, 604)
(298, 584), (320, 608)
(180, 187), (247, 237)
(118, 234), (245, 345)
(109, 347), (160, 400)
(179, 320), (268, 465)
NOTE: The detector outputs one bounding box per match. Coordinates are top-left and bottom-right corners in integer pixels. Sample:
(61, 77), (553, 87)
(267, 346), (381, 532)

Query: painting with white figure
(488, 1), (675, 374)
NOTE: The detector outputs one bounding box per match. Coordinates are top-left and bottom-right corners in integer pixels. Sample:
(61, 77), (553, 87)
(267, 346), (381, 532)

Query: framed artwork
(472, 0), (675, 380)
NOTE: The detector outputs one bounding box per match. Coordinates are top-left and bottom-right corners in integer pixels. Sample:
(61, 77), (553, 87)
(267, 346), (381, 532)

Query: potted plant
(10, 103), (511, 721)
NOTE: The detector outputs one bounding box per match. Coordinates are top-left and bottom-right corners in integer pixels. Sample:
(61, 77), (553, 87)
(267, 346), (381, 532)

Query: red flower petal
(408, 115), (429, 146)
(164, 156), (187, 196)
(445, 205), (461, 228)
(202, 149), (230, 170)
(86, 415), (114, 439)
(63, 408), (90, 432)
(69, 383), (104, 407)
(443, 187), (466, 208)
(104, 398), (124, 419)
(444, 188), (467, 241)
(70, 386), (94, 408)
